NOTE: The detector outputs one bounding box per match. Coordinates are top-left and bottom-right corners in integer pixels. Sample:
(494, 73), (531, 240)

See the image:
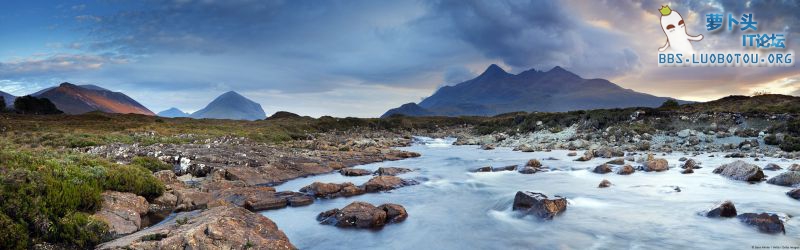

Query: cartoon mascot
(658, 5), (703, 54)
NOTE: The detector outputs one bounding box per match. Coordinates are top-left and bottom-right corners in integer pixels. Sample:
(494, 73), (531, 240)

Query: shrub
(780, 136), (800, 152)
(105, 165), (165, 200)
(131, 156), (172, 172)
(50, 212), (109, 248)
(659, 99), (680, 110)
(13, 95), (63, 115)
(0, 212), (28, 250)
(764, 134), (780, 145)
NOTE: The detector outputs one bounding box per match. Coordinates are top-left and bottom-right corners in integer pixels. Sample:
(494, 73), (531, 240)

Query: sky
(0, 0), (797, 117)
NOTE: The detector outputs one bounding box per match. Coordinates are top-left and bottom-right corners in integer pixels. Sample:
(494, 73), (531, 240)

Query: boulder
(642, 158), (669, 172)
(705, 200), (737, 218)
(92, 191), (150, 238)
(682, 159), (700, 169)
(606, 158), (625, 165)
(617, 165), (635, 175)
(375, 167), (412, 176)
(300, 182), (364, 198)
(173, 189), (212, 212)
(594, 147), (624, 158)
(474, 166), (492, 172)
(363, 176), (415, 192)
(767, 171), (800, 187)
(567, 152), (578, 157)
(789, 164), (800, 171)
(97, 205), (296, 250)
(737, 213), (785, 234)
(518, 166), (538, 174)
(493, 165), (517, 172)
(525, 159), (542, 168)
(681, 168), (694, 174)
(787, 189), (800, 200)
(340, 168), (371, 176)
(575, 150), (593, 161)
(516, 144), (535, 152)
(153, 170), (184, 189)
(598, 179), (611, 188)
(481, 144), (495, 150)
(512, 191), (567, 220)
(317, 202), (407, 229)
(713, 160), (765, 182)
(763, 163), (782, 171)
(592, 164), (613, 174)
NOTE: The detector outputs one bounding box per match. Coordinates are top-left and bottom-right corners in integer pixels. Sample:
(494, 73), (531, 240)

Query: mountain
(0, 91), (14, 107)
(157, 107), (190, 118)
(35, 82), (155, 115)
(190, 91), (266, 120)
(382, 64), (682, 117)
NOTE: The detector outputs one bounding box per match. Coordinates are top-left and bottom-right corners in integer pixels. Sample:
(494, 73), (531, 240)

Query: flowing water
(262, 137), (800, 249)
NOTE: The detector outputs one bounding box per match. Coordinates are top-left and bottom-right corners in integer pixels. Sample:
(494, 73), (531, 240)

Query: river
(262, 137), (800, 249)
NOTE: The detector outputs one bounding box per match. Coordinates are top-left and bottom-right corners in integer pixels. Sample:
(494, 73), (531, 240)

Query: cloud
(0, 53), (126, 78)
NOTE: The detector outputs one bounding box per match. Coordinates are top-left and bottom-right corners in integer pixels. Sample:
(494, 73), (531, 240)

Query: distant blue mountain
(157, 107), (190, 118)
(190, 91), (266, 120)
(382, 64), (684, 117)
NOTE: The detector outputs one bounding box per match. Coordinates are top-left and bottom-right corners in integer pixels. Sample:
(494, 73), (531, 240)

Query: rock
(592, 164), (612, 174)
(575, 150), (593, 161)
(594, 147), (624, 158)
(288, 195), (314, 207)
(92, 191), (150, 238)
(375, 167), (412, 176)
(681, 168), (694, 174)
(493, 165), (517, 172)
(525, 159), (542, 168)
(682, 159), (700, 169)
(378, 203), (408, 223)
(767, 171), (800, 187)
(512, 191), (567, 220)
(363, 176), (415, 192)
(705, 200), (737, 218)
(642, 158), (669, 172)
(789, 164), (800, 171)
(518, 166), (538, 174)
(516, 144), (535, 152)
(567, 152), (577, 157)
(300, 182), (364, 198)
(481, 144), (495, 150)
(317, 201), (406, 229)
(173, 189), (212, 212)
(617, 165), (635, 175)
(474, 166), (492, 172)
(737, 213), (785, 234)
(763, 163), (782, 171)
(606, 158), (625, 165)
(210, 186), (276, 207)
(97, 205), (296, 250)
(787, 189), (800, 200)
(598, 179), (611, 188)
(678, 157), (688, 161)
(340, 168), (371, 176)
(244, 195), (287, 211)
(153, 170), (184, 189)
(713, 160), (765, 182)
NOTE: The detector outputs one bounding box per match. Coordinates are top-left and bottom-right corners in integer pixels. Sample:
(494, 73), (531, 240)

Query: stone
(592, 164), (613, 174)
(787, 189), (800, 200)
(518, 166), (538, 174)
(682, 159), (700, 169)
(92, 191), (150, 238)
(288, 195), (314, 207)
(481, 144), (495, 150)
(363, 176), (411, 192)
(681, 168), (694, 174)
(340, 168), (371, 176)
(525, 159), (542, 168)
(737, 213), (785, 234)
(767, 171), (800, 187)
(713, 160), (765, 182)
(97, 205), (296, 249)
(512, 191), (567, 220)
(567, 152), (577, 157)
(474, 166), (493, 172)
(617, 165), (635, 175)
(375, 167), (412, 176)
(789, 164), (800, 171)
(705, 200), (737, 218)
(575, 150), (593, 161)
(598, 179), (611, 188)
(606, 158), (625, 165)
(173, 189), (212, 212)
(317, 202), (407, 229)
(642, 158), (669, 172)
(763, 163), (782, 171)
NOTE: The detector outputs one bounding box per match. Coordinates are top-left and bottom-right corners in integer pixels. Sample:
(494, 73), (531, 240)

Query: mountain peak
(190, 91), (266, 120)
(59, 82), (76, 88)
(546, 66), (580, 78)
(477, 64), (510, 80)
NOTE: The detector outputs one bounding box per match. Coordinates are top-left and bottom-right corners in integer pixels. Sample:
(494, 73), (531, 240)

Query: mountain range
(0, 91), (14, 107)
(189, 91), (266, 120)
(157, 107), (190, 118)
(34, 83), (155, 115)
(383, 65), (681, 117)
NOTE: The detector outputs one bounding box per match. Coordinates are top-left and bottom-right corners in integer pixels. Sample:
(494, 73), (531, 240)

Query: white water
(262, 137), (800, 249)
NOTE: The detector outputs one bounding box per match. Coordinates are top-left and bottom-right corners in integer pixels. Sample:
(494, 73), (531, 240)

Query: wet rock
(679, 157), (688, 161)
(493, 165), (517, 172)
(300, 182), (363, 198)
(375, 167), (412, 176)
(763, 163), (782, 171)
(737, 213), (785, 234)
(575, 150), (594, 161)
(244, 195), (287, 211)
(766, 171), (800, 187)
(526, 159), (542, 168)
(594, 147), (624, 158)
(682, 159), (700, 169)
(363, 176), (416, 192)
(705, 200), (737, 218)
(97, 205), (296, 250)
(681, 168), (694, 174)
(516, 144), (535, 152)
(592, 164), (613, 174)
(518, 166), (538, 174)
(642, 158), (669, 172)
(713, 160), (765, 182)
(288, 195), (314, 207)
(92, 191), (149, 238)
(317, 202), (407, 229)
(512, 191), (567, 220)
(617, 165), (635, 175)
(606, 158), (625, 165)
(567, 152), (578, 157)
(598, 179), (611, 188)
(788, 164), (800, 171)
(787, 189), (800, 200)
(474, 166), (493, 172)
(481, 144), (495, 150)
(340, 168), (371, 176)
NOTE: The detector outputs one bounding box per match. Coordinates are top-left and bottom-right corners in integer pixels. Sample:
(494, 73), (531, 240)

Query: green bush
(131, 156), (173, 172)
(780, 136), (800, 152)
(105, 165), (164, 200)
(0, 212), (28, 250)
(764, 134), (779, 145)
(51, 212), (109, 248)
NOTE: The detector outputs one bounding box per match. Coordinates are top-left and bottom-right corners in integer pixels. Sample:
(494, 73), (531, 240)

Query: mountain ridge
(189, 91), (266, 120)
(36, 83), (155, 115)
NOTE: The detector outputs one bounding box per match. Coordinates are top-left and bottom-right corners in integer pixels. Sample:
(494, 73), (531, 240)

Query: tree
(13, 95), (63, 115)
(659, 99), (679, 110)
